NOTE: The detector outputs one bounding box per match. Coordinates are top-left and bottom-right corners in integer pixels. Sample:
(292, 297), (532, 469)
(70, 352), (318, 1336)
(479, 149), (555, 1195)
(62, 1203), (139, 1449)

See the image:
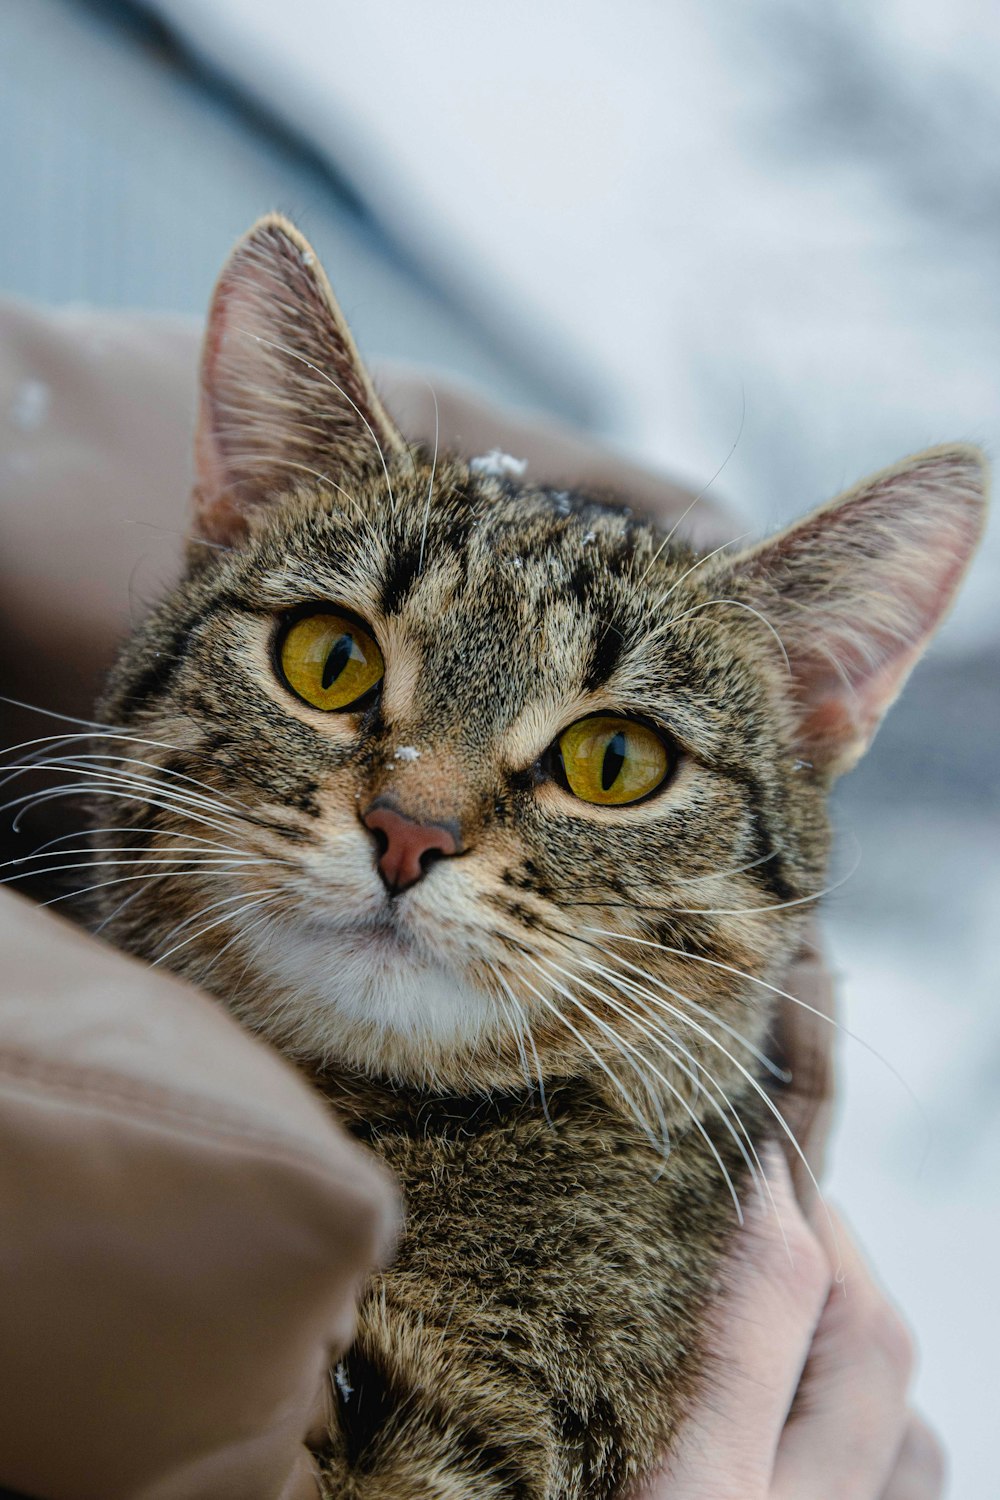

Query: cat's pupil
(322, 633), (354, 690)
(601, 732), (627, 791)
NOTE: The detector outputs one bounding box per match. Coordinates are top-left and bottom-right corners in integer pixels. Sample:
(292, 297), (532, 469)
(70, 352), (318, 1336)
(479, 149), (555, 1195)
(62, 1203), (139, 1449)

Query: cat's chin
(234, 915), (503, 1081)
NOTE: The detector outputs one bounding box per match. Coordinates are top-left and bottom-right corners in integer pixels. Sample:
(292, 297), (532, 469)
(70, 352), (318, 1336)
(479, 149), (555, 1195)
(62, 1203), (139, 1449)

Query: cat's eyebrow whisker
(236, 329), (398, 518)
(417, 382), (440, 576)
(215, 451), (375, 532)
(654, 531), (752, 611)
(635, 388), (747, 589)
(522, 944), (765, 1217)
(662, 598), (792, 675)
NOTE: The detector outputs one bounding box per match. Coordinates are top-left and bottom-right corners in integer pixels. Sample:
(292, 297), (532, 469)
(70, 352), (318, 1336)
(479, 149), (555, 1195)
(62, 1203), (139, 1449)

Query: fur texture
(84, 217), (986, 1497)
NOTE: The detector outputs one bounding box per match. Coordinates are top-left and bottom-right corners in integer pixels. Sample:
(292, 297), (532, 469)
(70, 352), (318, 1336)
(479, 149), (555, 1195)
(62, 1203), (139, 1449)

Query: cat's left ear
(718, 446), (988, 778)
(193, 214), (406, 544)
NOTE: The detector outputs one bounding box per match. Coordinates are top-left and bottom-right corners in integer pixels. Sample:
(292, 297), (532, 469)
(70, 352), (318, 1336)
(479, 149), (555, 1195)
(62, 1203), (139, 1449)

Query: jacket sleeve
(0, 889), (398, 1500)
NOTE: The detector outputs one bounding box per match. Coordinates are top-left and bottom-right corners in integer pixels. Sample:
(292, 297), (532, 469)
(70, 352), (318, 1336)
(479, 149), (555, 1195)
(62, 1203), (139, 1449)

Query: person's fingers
(634, 1148), (831, 1500)
(768, 919), (838, 1206)
(770, 1210), (915, 1500)
(880, 1414), (947, 1500)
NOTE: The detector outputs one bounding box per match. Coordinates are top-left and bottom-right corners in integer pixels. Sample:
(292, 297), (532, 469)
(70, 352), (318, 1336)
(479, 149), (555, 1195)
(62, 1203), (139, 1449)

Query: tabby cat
(88, 217), (984, 1497)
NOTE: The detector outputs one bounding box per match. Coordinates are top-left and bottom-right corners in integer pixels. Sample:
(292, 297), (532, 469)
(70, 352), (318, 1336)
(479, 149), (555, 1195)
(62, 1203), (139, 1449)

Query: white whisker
(417, 382), (440, 575)
(522, 947), (757, 1220)
(663, 598), (791, 675)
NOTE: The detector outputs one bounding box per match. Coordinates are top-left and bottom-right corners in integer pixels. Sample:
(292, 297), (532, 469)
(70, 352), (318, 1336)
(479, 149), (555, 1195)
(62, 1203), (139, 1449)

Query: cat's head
(96, 217), (986, 1135)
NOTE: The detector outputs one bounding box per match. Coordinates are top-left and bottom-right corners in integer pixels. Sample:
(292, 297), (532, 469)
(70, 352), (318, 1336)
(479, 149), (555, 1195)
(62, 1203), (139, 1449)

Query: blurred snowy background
(1, 0), (997, 1492)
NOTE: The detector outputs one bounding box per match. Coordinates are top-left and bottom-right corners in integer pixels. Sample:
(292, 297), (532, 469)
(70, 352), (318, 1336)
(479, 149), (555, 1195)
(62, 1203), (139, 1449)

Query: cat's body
(307, 1069), (768, 1498)
(83, 217), (985, 1496)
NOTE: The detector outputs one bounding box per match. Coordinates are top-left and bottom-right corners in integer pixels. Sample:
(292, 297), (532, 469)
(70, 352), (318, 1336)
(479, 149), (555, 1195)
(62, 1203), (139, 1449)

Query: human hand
(632, 1146), (942, 1500)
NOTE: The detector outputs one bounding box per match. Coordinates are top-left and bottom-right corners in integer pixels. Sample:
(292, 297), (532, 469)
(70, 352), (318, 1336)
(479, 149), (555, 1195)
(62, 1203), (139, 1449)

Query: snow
(469, 449), (527, 480)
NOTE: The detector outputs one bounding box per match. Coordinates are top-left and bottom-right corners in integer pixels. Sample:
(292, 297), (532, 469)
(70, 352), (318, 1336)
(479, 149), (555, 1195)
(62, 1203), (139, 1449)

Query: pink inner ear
(188, 215), (408, 550)
(193, 282), (248, 543)
(727, 446), (987, 777)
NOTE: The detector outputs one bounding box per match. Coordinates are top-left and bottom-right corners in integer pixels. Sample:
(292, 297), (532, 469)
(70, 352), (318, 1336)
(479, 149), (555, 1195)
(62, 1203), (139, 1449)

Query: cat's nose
(362, 799), (461, 894)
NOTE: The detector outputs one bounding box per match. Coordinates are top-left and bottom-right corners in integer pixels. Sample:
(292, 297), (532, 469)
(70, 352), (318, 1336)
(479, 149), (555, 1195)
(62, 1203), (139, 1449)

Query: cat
(84, 216), (984, 1498)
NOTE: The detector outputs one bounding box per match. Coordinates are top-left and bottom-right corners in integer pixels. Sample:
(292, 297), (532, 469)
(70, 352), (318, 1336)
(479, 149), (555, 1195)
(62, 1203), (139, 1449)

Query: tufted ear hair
(718, 445), (988, 778)
(193, 214), (406, 544)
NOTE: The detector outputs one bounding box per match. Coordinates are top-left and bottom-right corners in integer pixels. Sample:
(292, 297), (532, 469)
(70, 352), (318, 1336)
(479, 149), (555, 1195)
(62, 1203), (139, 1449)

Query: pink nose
(362, 801), (460, 893)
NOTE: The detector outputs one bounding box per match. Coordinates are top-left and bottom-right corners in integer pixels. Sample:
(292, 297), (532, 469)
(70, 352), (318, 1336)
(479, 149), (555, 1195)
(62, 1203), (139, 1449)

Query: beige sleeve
(0, 889), (399, 1500)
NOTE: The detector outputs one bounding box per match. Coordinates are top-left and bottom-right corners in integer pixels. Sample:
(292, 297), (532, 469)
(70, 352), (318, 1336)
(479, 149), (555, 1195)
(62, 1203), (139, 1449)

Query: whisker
(522, 945), (760, 1217)
(33, 867), (271, 910)
(664, 847), (860, 916)
(654, 531), (752, 610)
(559, 932), (790, 1082)
(663, 598), (791, 675)
(560, 930), (837, 1255)
(487, 966), (534, 1093)
(489, 962), (552, 1127)
(152, 888), (285, 968)
(512, 964), (663, 1154)
(417, 382), (440, 575)
(582, 925), (919, 1111)
(635, 390), (746, 588)
(0, 746), (256, 817)
(24, 826), (256, 860)
(196, 899), (280, 983)
(519, 947), (679, 1149)
(215, 452), (375, 532)
(0, 854), (281, 888)
(153, 882), (287, 957)
(4, 784), (245, 840)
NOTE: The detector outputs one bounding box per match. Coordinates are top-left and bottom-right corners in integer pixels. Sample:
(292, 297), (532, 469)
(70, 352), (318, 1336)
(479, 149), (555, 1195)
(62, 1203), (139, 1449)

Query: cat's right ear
(193, 215), (406, 545)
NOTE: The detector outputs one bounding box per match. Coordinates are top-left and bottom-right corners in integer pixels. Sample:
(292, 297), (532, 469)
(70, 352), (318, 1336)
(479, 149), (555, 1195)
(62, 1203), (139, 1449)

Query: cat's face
(94, 217), (985, 1137)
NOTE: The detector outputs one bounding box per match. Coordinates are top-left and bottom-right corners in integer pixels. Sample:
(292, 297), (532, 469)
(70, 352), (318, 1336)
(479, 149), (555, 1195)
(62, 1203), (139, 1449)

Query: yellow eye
(558, 715), (670, 806)
(277, 610), (384, 711)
